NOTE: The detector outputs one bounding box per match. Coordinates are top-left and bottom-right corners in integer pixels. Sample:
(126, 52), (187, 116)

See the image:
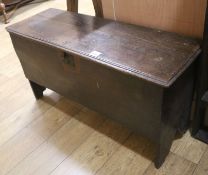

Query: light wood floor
(0, 0), (208, 174)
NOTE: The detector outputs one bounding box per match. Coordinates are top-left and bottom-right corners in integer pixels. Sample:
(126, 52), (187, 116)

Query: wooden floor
(0, 0), (208, 174)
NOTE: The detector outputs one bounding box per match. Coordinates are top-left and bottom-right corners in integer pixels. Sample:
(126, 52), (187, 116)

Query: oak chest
(7, 8), (201, 168)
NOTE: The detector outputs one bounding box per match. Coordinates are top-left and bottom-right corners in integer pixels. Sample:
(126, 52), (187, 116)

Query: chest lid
(7, 8), (201, 87)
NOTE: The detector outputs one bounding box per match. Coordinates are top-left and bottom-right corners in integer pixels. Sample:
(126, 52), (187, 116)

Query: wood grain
(0, 73), (26, 102)
(101, 0), (207, 38)
(193, 148), (208, 175)
(0, 98), (81, 175)
(144, 153), (197, 175)
(92, 0), (103, 17)
(96, 134), (155, 175)
(50, 120), (130, 175)
(0, 84), (34, 120)
(171, 131), (207, 164)
(0, 90), (60, 147)
(7, 109), (105, 175)
(67, 0), (78, 12)
(7, 8), (200, 87)
(0, 0), (207, 175)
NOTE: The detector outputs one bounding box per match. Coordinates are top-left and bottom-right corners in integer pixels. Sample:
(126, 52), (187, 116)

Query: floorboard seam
(94, 132), (133, 175)
(47, 117), (107, 175)
(4, 99), (83, 175)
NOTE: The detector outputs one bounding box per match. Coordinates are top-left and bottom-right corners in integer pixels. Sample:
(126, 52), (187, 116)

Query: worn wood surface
(6, 6), (200, 168)
(0, 0), (207, 174)
(7, 8), (200, 87)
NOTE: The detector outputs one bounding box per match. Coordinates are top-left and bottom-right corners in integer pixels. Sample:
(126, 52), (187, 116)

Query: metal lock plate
(60, 51), (80, 73)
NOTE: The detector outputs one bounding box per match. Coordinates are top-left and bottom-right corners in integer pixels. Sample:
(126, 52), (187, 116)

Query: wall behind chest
(101, 0), (207, 38)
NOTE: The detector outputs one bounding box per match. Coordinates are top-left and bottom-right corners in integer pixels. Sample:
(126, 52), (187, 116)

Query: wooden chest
(7, 8), (201, 168)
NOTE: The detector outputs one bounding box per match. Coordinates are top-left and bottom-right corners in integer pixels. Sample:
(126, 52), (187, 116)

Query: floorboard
(0, 0), (207, 175)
